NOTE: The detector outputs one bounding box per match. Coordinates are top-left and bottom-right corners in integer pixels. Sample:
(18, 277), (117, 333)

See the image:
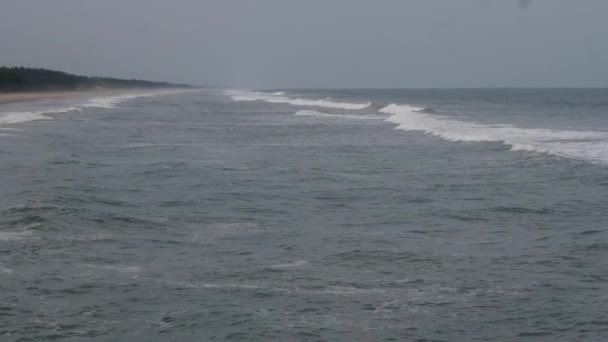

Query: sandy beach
(0, 90), (125, 105)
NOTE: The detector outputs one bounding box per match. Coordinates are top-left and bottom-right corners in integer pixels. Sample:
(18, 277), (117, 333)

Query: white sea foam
(0, 89), (193, 125)
(268, 260), (309, 269)
(167, 280), (384, 296)
(0, 230), (34, 242)
(303, 286), (386, 296)
(226, 90), (372, 110)
(83, 95), (134, 109)
(294, 110), (379, 120)
(0, 264), (13, 274)
(83, 89), (183, 109)
(84, 264), (141, 273)
(380, 104), (608, 164)
(122, 142), (197, 148)
(0, 106), (81, 124)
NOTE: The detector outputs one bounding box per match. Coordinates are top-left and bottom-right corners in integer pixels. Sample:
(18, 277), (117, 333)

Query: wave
(0, 106), (81, 124)
(294, 110), (380, 120)
(0, 230), (34, 242)
(417, 107), (440, 114)
(267, 260), (308, 269)
(226, 90), (372, 110)
(83, 89), (185, 109)
(83, 95), (140, 109)
(380, 104), (608, 164)
(83, 264), (141, 273)
(0, 89), (190, 125)
(0, 127), (20, 136)
(0, 264), (12, 274)
(166, 280), (385, 296)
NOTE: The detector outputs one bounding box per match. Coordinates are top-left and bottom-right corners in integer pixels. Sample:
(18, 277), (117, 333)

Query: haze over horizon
(1, 0), (607, 88)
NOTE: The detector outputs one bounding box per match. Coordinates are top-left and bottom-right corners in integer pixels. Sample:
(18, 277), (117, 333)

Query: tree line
(0, 67), (192, 92)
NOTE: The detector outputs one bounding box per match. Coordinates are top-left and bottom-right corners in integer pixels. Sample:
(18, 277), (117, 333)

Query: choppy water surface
(1, 89), (607, 341)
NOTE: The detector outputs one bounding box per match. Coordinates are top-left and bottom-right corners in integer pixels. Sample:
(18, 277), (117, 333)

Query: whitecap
(0, 264), (13, 274)
(304, 286), (386, 296)
(84, 264), (141, 273)
(167, 281), (267, 290)
(122, 142), (194, 148)
(0, 106), (80, 124)
(0, 230), (34, 241)
(294, 110), (379, 120)
(83, 89), (195, 109)
(380, 103), (608, 164)
(0, 89), (195, 127)
(267, 260), (308, 269)
(226, 90), (372, 110)
(166, 280), (385, 296)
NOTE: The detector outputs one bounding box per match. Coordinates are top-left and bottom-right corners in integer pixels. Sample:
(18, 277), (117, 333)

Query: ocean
(0, 88), (607, 341)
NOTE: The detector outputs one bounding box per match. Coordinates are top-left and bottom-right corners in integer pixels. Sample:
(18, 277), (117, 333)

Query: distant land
(0, 67), (193, 92)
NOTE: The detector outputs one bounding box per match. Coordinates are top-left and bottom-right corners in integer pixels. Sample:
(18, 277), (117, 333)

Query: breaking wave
(226, 90), (372, 110)
(267, 260), (309, 269)
(380, 104), (608, 164)
(0, 106), (81, 124)
(0, 230), (35, 242)
(166, 280), (386, 296)
(294, 110), (380, 120)
(0, 89), (189, 125)
(82, 89), (185, 109)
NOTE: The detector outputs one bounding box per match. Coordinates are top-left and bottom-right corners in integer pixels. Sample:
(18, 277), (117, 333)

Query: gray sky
(1, 0), (607, 88)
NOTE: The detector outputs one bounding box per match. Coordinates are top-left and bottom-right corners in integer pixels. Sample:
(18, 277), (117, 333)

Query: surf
(0, 106), (82, 124)
(83, 89), (186, 109)
(294, 110), (380, 120)
(226, 90), (372, 110)
(0, 89), (191, 125)
(380, 103), (608, 164)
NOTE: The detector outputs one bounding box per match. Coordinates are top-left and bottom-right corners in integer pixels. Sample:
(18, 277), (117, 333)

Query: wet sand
(0, 90), (127, 105)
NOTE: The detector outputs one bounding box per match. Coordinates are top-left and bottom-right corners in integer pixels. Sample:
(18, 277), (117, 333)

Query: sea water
(1, 88), (607, 341)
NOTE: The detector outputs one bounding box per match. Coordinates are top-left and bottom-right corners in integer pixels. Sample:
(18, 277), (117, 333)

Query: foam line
(226, 90), (372, 110)
(380, 104), (608, 164)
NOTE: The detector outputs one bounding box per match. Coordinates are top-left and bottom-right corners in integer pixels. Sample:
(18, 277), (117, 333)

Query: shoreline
(0, 88), (192, 106)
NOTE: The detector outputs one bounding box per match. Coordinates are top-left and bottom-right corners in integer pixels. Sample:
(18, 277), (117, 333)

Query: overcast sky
(1, 0), (607, 88)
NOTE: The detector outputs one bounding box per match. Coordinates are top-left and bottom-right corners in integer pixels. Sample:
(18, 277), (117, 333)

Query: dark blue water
(1, 89), (607, 341)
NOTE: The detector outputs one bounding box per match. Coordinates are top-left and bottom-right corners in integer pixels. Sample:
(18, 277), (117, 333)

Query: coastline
(0, 88), (192, 106)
